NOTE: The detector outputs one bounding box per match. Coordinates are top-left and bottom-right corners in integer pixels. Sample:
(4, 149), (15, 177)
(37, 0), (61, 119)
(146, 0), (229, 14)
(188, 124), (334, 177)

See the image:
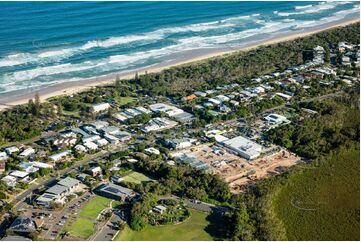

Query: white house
(5, 146), (19, 155)
(144, 147), (160, 156)
(49, 150), (71, 162)
(91, 103), (111, 113)
(0, 152), (8, 161)
(19, 148), (35, 158)
(1, 175), (17, 187)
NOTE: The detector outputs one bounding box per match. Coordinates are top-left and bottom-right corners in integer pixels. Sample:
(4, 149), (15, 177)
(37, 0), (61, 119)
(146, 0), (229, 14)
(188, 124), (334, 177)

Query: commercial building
(36, 176), (80, 207)
(221, 136), (263, 160)
(95, 183), (136, 201)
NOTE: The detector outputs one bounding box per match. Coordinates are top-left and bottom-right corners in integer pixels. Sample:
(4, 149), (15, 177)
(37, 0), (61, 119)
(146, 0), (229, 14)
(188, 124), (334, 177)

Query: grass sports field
(67, 196), (113, 239)
(272, 146), (360, 240)
(122, 171), (154, 184)
(115, 209), (225, 241)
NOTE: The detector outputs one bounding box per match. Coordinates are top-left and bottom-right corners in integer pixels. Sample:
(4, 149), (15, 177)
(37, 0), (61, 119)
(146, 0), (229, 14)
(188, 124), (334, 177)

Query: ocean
(0, 1), (359, 95)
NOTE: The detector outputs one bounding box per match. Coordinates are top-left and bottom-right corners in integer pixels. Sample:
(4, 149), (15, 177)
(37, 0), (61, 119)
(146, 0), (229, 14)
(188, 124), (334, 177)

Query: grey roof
(46, 184), (68, 195)
(36, 193), (58, 203)
(57, 177), (80, 188)
(172, 112), (195, 123)
(97, 183), (134, 197)
(8, 216), (36, 233)
(1, 235), (32, 241)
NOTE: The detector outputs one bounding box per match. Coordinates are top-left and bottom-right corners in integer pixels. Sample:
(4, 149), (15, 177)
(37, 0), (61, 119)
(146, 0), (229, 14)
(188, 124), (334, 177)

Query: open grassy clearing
(66, 196), (113, 239)
(272, 146), (360, 240)
(115, 96), (136, 106)
(122, 171), (154, 184)
(115, 209), (226, 241)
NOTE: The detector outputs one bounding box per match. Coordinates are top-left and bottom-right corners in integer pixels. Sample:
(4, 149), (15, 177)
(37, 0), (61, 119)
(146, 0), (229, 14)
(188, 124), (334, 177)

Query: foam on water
(0, 1), (359, 94)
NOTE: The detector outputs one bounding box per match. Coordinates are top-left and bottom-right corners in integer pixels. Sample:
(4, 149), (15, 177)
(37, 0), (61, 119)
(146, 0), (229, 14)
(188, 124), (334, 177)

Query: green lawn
(68, 218), (94, 239)
(122, 171), (154, 184)
(79, 196), (113, 219)
(67, 196), (113, 239)
(115, 96), (136, 106)
(272, 146), (360, 240)
(116, 209), (226, 241)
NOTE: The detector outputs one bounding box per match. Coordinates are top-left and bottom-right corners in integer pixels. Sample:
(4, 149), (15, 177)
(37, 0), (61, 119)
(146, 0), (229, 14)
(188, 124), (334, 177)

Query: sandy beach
(0, 17), (359, 110)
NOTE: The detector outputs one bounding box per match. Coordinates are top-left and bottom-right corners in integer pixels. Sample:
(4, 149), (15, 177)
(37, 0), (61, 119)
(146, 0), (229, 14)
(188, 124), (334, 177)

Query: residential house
(91, 103), (111, 113)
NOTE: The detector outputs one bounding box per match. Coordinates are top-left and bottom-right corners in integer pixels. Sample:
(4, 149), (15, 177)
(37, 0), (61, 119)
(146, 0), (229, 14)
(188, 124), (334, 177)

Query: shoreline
(0, 17), (359, 110)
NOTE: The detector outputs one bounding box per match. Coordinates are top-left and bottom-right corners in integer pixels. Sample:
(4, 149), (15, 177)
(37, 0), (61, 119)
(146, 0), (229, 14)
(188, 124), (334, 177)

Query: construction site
(173, 143), (301, 193)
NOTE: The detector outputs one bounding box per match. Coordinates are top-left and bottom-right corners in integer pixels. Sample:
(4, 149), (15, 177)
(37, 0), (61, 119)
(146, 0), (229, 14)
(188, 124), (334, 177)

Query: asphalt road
(92, 210), (126, 241)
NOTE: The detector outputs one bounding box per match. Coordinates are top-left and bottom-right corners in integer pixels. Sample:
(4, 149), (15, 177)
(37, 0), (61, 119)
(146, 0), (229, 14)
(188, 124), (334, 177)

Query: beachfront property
(95, 183), (137, 201)
(91, 102), (111, 113)
(220, 136), (264, 160)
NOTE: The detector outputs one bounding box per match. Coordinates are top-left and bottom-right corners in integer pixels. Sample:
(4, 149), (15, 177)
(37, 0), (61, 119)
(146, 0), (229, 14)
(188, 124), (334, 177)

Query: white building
(208, 98), (221, 106)
(141, 118), (178, 133)
(91, 103), (111, 113)
(5, 146), (19, 155)
(264, 113), (289, 125)
(83, 135), (101, 143)
(95, 138), (109, 147)
(221, 136), (263, 160)
(149, 103), (184, 117)
(49, 150), (71, 162)
(275, 92), (292, 101)
(9, 170), (30, 182)
(194, 91), (207, 97)
(215, 95), (230, 102)
(84, 141), (98, 150)
(30, 161), (54, 169)
(166, 138), (196, 150)
(1, 175), (17, 187)
(19, 148), (35, 158)
(144, 147), (160, 156)
(0, 152), (8, 161)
